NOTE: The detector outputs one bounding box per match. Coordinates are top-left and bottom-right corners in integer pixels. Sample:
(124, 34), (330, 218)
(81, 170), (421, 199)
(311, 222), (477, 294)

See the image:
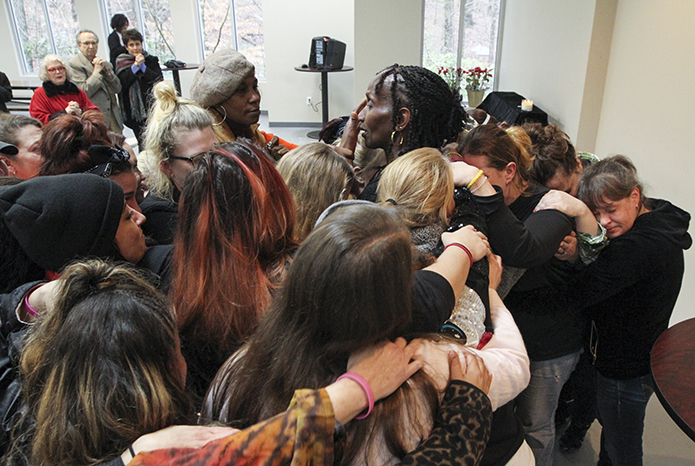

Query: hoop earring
(391, 131), (403, 146)
(211, 105), (227, 126)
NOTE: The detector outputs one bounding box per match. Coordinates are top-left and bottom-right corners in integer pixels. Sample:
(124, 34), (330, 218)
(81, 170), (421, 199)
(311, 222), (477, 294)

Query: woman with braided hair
(338, 64), (469, 201)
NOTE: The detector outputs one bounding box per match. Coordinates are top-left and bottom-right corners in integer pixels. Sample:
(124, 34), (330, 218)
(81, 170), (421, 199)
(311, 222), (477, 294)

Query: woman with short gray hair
(29, 54), (98, 125)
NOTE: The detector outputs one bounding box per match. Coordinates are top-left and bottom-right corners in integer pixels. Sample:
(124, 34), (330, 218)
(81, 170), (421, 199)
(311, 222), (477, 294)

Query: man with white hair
(68, 29), (123, 133)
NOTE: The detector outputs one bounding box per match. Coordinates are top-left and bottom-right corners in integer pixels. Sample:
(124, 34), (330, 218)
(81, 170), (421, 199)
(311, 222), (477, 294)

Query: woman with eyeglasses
(29, 55), (98, 125)
(139, 81), (217, 244)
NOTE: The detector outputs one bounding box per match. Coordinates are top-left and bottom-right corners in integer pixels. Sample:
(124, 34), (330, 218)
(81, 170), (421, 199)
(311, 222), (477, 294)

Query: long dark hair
(10, 260), (192, 466)
(202, 203), (431, 464)
(171, 141), (297, 373)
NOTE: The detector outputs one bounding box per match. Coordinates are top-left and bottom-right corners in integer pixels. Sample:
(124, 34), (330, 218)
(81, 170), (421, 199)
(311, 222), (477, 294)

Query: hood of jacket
(641, 198), (692, 250)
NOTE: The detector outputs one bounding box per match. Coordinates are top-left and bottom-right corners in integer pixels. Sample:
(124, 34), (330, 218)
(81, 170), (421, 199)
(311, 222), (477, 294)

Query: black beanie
(0, 174), (124, 272)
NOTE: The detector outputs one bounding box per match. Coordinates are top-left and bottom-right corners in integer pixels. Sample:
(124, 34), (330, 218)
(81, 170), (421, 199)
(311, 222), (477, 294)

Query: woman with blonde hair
(277, 142), (358, 241)
(377, 148), (454, 231)
(139, 81), (216, 244)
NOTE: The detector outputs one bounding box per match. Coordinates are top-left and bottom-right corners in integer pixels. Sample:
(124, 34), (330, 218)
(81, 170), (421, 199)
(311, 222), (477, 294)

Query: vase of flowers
(464, 67), (492, 107)
(437, 66), (465, 91)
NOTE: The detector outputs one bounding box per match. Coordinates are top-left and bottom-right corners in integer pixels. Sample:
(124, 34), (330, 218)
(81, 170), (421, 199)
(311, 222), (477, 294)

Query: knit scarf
(115, 52), (148, 123)
(43, 80), (80, 97)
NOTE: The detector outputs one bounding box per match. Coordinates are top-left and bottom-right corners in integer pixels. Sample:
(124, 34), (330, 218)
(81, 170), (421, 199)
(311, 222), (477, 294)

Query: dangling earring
(211, 105), (227, 126)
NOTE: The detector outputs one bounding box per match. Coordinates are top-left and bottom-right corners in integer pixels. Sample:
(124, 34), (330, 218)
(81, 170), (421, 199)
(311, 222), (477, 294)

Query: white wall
(497, 0), (601, 145)
(353, 0), (424, 104)
(501, 0), (695, 324)
(594, 0), (695, 325)
(261, 0), (355, 125)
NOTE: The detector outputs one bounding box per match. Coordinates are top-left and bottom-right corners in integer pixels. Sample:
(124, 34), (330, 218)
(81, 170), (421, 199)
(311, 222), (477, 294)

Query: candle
(521, 99), (533, 111)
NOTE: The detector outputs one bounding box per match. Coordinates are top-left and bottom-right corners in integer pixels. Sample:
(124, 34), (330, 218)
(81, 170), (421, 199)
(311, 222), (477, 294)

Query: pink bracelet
(444, 242), (473, 265)
(336, 372), (375, 419)
(23, 287), (40, 317)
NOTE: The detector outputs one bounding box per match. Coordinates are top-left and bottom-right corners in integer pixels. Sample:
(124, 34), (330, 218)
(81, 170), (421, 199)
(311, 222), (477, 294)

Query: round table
(294, 66), (354, 139)
(651, 317), (695, 441)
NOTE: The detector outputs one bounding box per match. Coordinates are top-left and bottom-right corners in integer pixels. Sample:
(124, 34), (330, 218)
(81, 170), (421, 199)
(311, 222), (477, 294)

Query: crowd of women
(0, 37), (691, 466)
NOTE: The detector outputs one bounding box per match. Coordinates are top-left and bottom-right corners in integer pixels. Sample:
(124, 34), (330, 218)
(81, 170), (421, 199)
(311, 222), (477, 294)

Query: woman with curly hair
(39, 111), (141, 213)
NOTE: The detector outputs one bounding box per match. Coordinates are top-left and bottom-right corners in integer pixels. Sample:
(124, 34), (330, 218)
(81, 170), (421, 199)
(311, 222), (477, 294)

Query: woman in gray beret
(190, 49), (297, 160)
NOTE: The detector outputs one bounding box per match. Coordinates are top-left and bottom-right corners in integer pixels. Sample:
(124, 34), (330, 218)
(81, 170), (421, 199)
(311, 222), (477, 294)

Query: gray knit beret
(190, 49), (255, 108)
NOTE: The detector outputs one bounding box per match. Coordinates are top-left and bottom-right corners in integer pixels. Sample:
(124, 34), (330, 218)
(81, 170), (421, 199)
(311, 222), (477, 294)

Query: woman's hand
(535, 190), (598, 235)
(487, 253), (503, 290)
(535, 190), (585, 217)
(328, 338), (423, 424)
(135, 53), (145, 66)
(555, 231), (578, 261)
(266, 136), (289, 161)
(450, 350), (492, 394)
(123, 426), (239, 464)
(451, 161), (497, 196)
(335, 98), (367, 163)
(65, 101), (82, 115)
(441, 225), (490, 262)
(347, 337), (423, 400)
(451, 160), (482, 187)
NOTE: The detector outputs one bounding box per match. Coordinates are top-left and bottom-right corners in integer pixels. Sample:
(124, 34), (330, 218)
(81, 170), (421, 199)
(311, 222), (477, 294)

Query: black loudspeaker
(308, 36), (346, 70)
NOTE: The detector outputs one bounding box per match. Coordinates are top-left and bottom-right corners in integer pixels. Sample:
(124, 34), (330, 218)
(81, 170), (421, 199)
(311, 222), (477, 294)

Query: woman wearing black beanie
(0, 173), (146, 293)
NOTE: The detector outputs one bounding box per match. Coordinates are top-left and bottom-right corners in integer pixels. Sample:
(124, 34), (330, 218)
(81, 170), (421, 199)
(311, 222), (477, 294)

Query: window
(197, 0), (266, 80)
(103, 0), (176, 62)
(8, 0), (79, 74)
(423, 0), (502, 90)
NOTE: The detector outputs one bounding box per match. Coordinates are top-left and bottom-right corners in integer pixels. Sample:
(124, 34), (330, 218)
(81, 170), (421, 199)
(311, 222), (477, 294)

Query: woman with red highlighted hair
(169, 140), (298, 400)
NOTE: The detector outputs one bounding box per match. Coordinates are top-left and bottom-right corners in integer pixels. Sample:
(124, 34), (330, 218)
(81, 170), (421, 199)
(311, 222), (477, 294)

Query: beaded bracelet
(444, 242), (473, 265)
(336, 372), (375, 419)
(470, 175), (488, 194)
(466, 170), (484, 189)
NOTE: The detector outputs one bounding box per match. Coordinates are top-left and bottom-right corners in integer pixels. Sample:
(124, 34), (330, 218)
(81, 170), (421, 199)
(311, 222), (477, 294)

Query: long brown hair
(170, 141), (297, 372)
(10, 260), (191, 466)
(202, 203), (434, 465)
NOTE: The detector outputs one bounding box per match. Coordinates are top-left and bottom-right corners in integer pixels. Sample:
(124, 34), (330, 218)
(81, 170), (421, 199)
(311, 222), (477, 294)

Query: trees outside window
(198, 0), (266, 80)
(8, 0), (79, 74)
(423, 0), (501, 88)
(103, 0), (176, 62)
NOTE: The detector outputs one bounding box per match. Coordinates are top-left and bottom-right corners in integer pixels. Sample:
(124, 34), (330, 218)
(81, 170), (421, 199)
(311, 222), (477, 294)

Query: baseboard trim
(268, 122), (322, 128)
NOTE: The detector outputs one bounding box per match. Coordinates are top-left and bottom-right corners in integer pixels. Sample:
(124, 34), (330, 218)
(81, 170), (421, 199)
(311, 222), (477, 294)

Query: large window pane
(198, 0), (266, 80)
(423, 0), (461, 70)
(423, 0), (501, 90)
(103, 0), (176, 62)
(8, 0), (78, 74)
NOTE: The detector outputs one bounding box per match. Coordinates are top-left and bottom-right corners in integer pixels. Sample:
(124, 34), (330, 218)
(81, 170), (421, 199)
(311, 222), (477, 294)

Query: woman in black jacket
(115, 28), (162, 147)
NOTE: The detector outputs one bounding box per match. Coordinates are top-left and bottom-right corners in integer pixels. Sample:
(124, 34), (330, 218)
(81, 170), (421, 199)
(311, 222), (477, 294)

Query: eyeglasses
(80, 41), (98, 46)
(47, 66), (65, 73)
(168, 153), (205, 165)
